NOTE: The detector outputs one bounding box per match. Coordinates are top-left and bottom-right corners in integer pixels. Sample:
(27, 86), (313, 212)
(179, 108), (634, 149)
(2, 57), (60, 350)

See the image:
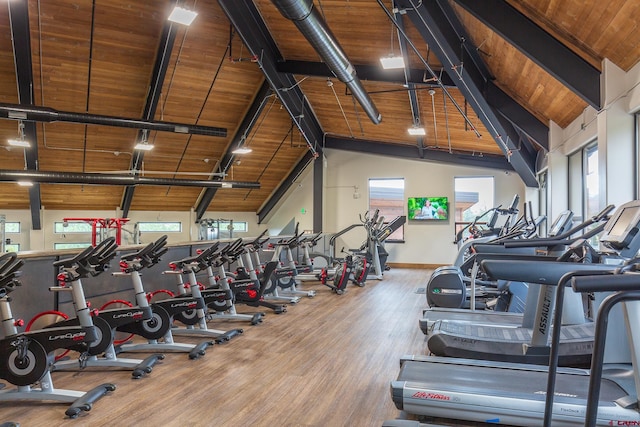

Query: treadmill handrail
(502, 221), (607, 248)
(481, 259), (618, 284)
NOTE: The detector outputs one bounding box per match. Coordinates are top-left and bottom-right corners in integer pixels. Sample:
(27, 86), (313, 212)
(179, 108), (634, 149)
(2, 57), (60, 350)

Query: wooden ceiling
(0, 0), (639, 218)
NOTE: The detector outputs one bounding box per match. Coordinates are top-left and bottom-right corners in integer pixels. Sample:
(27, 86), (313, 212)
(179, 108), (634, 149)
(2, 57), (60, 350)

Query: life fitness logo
(609, 421), (640, 426)
(412, 391), (450, 401)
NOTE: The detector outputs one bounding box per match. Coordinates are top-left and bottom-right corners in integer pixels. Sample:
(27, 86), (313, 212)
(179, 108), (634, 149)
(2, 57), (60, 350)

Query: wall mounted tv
(408, 197), (449, 221)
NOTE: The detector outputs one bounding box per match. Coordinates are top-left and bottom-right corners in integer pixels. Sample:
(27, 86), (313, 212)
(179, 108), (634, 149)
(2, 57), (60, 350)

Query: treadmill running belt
(427, 322), (594, 366)
(397, 359), (626, 404)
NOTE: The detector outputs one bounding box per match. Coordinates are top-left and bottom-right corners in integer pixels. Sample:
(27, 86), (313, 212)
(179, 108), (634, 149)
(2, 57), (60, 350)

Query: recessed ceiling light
(168, 6), (198, 25)
(380, 55), (405, 70)
(8, 139), (30, 147)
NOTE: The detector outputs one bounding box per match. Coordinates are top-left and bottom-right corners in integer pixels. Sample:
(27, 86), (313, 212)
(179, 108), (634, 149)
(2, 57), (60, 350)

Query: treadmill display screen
(608, 207), (638, 238)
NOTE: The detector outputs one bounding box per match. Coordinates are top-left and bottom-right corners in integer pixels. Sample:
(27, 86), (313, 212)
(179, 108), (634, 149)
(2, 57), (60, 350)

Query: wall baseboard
(387, 262), (442, 269)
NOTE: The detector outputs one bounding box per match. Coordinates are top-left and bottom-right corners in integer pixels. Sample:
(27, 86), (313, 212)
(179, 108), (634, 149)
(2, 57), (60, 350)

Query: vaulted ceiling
(1, 0), (638, 228)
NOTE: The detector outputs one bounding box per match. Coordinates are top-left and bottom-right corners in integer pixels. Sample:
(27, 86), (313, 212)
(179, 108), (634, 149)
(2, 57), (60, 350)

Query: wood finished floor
(0, 268), (487, 427)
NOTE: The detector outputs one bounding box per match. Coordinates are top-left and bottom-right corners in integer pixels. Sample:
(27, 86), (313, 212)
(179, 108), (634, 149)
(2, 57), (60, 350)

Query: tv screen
(408, 197), (449, 220)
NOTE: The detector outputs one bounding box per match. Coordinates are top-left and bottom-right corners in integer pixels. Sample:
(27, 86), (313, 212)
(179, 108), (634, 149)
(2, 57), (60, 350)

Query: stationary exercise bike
(28, 238), (163, 379)
(205, 240), (285, 315)
(0, 252), (114, 418)
(110, 236), (213, 359)
(161, 244), (244, 341)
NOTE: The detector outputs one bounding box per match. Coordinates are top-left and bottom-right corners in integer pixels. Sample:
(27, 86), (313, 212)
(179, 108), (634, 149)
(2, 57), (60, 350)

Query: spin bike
(0, 252), (114, 418)
(28, 238), (163, 379)
(110, 236), (213, 359)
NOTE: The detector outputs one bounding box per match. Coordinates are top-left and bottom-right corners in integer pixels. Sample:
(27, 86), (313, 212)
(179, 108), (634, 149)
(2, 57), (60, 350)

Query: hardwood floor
(0, 268), (438, 427)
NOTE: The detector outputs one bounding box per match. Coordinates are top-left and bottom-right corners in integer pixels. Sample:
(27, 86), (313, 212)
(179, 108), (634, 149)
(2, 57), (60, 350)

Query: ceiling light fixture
(8, 121), (30, 147)
(380, 55), (405, 70)
(134, 142), (154, 151)
(17, 181), (33, 187)
(134, 130), (154, 151)
(7, 138), (30, 148)
(168, 6), (198, 25)
(232, 147), (252, 154)
(407, 126), (426, 136)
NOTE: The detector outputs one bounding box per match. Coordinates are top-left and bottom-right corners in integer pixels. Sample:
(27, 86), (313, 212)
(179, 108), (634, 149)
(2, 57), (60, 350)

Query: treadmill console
(548, 210), (574, 237)
(599, 200), (640, 256)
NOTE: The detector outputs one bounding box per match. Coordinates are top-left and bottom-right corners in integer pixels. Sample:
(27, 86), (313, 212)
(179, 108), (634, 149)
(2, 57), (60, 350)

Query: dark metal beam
(257, 151), (316, 224)
(194, 80), (273, 222)
(452, 0), (600, 109)
(275, 60), (456, 87)
(313, 155), (323, 233)
(0, 103), (227, 136)
(8, 0), (41, 230)
(324, 136), (513, 171)
(394, 0), (539, 187)
(218, 0), (324, 157)
(122, 15), (179, 217)
(486, 82), (548, 151)
(394, 2), (425, 155)
(0, 169), (260, 188)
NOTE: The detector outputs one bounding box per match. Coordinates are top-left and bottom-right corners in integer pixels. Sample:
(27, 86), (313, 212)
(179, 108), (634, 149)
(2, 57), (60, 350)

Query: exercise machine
(424, 207), (617, 366)
(390, 200), (640, 426)
(111, 236), (213, 359)
(30, 239), (163, 378)
(0, 252), (115, 418)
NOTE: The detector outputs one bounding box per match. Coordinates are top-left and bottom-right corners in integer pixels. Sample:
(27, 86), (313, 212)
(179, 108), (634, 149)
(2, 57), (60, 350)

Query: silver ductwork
(0, 103), (227, 137)
(270, 0), (382, 124)
(0, 169), (259, 189)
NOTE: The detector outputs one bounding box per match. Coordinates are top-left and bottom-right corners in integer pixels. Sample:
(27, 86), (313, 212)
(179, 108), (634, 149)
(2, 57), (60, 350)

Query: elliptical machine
(0, 252), (115, 418)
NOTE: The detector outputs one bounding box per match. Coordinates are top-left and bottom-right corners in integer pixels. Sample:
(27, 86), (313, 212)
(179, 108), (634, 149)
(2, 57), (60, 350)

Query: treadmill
(391, 200), (640, 426)
(425, 215), (627, 367)
(419, 208), (607, 336)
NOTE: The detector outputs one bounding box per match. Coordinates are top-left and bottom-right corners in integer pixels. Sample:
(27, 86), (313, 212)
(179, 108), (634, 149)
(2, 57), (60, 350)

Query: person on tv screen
(418, 199), (436, 219)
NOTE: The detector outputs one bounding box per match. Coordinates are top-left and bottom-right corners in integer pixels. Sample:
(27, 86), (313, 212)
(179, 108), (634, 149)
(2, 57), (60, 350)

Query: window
(454, 177), (495, 241)
(5, 222), (20, 233)
(368, 178), (404, 242)
(5, 243), (20, 252)
(54, 242), (91, 250)
(137, 222), (182, 233)
(55, 221), (92, 233)
(569, 141), (599, 244)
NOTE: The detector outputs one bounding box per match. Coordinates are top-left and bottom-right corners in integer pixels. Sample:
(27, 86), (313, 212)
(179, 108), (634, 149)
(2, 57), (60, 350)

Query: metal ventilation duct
(270, 0), (382, 124)
(0, 169), (259, 189)
(0, 103), (227, 137)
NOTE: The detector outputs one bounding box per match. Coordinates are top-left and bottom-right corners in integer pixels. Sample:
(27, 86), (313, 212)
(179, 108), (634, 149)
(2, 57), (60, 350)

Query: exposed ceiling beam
(275, 60), (456, 87)
(394, 2), (425, 156)
(121, 14), (179, 217)
(452, 0), (601, 109)
(194, 80), (273, 222)
(324, 136), (513, 170)
(257, 151), (316, 224)
(8, 0), (41, 230)
(218, 0), (325, 158)
(0, 169), (259, 189)
(0, 103), (227, 136)
(393, 0), (539, 187)
(486, 82), (549, 151)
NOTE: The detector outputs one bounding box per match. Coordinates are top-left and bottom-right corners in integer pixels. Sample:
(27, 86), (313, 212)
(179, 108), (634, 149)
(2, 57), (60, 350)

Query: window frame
(368, 178), (405, 243)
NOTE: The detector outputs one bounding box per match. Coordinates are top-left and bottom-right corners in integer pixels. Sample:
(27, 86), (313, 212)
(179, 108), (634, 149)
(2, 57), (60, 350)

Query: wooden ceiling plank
(394, 0), (539, 186)
(452, 0), (600, 109)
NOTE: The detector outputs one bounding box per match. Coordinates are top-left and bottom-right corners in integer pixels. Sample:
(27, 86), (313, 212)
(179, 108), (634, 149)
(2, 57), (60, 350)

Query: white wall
(316, 149), (525, 265)
(547, 59), (640, 215)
